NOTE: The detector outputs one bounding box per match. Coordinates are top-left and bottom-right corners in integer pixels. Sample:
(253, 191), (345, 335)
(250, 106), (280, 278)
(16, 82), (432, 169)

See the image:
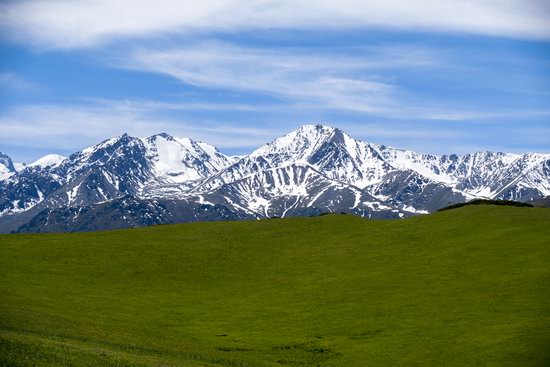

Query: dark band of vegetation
(437, 198), (534, 211)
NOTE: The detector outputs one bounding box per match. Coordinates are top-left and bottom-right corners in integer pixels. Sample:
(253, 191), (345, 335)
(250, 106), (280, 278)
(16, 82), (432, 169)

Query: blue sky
(1, 0), (549, 163)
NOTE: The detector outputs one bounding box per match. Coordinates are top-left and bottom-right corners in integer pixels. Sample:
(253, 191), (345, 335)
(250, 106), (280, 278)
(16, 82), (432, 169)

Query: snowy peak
(54, 132), (236, 201)
(0, 152), (15, 172)
(78, 133), (137, 158)
(29, 154), (67, 168)
(195, 124), (393, 196)
(65, 133), (145, 175)
(247, 124), (391, 188)
(250, 124), (338, 163)
(303, 128), (392, 187)
(0, 152), (16, 180)
(141, 132), (235, 183)
(57, 132), (235, 191)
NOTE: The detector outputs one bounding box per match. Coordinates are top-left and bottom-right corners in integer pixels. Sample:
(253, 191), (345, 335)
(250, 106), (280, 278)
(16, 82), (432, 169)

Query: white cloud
(1, 0), (549, 49)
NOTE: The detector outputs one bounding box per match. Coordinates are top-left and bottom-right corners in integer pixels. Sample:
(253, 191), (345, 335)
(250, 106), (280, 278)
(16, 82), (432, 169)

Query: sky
(1, 0), (549, 163)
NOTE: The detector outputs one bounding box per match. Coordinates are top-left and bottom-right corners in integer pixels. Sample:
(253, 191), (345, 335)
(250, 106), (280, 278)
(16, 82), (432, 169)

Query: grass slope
(1, 206), (549, 366)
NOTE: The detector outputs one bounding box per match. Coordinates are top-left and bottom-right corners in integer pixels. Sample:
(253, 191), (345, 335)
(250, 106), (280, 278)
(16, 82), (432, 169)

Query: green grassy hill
(1, 206), (549, 366)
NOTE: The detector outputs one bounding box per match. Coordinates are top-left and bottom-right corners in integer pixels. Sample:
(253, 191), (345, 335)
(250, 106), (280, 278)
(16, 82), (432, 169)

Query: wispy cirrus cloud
(118, 42), (435, 116)
(0, 72), (41, 92)
(115, 42), (550, 120)
(2, 0), (550, 49)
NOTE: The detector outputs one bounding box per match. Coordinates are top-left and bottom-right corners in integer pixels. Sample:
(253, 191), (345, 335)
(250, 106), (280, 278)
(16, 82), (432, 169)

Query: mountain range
(1, 124), (549, 233)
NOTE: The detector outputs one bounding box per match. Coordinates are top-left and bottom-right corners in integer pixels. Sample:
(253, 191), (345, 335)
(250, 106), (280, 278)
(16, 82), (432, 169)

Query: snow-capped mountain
(0, 133), (235, 217)
(376, 148), (550, 202)
(1, 124), (548, 233)
(194, 125), (393, 192)
(191, 125), (467, 214)
(190, 125), (405, 218)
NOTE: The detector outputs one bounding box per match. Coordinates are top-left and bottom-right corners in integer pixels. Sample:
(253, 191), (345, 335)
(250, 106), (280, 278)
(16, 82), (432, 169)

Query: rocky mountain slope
(1, 124), (548, 233)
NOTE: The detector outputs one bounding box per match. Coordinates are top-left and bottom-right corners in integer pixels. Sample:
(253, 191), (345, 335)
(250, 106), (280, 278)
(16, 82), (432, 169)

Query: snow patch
(29, 154), (67, 168)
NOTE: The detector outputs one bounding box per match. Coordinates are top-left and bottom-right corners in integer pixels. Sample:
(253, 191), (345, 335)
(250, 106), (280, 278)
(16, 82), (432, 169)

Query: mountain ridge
(1, 124), (549, 233)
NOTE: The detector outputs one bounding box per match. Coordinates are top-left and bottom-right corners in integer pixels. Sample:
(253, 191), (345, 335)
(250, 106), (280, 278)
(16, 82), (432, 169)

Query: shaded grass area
(1, 206), (549, 366)
(437, 199), (534, 211)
